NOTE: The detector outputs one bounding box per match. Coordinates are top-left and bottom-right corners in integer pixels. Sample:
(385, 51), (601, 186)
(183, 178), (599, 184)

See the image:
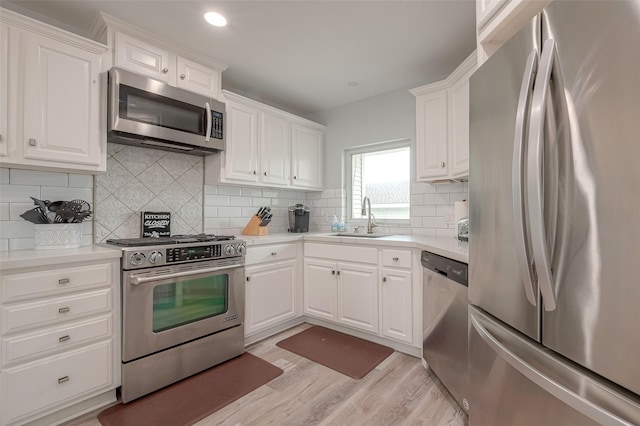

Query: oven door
(122, 262), (244, 362)
(109, 67), (224, 151)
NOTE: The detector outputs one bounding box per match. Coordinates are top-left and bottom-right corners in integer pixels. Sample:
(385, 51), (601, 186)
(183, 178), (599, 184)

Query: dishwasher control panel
(421, 251), (468, 287)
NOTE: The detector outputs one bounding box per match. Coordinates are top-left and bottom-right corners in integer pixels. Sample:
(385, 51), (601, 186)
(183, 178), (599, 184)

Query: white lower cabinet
(245, 260), (298, 335)
(303, 243), (380, 335)
(0, 258), (120, 426)
(381, 268), (413, 344)
(244, 242), (302, 338)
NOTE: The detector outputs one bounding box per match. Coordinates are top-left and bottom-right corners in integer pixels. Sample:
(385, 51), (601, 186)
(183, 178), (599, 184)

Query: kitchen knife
(259, 213), (272, 226)
(257, 207), (265, 217)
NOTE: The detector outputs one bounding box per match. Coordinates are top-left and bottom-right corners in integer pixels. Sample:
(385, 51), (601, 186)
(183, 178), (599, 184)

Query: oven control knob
(224, 244), (236, 256)
(236, 243), (246, 255)
(149, 251), (163, 264)
(130, 252), (146, 266)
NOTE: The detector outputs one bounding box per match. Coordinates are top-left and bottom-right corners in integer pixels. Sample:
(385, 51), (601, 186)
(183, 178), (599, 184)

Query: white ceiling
(4, 1), (476, 116)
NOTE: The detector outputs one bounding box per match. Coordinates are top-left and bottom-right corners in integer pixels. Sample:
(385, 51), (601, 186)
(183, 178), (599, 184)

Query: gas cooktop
(106, 234), (236, 247)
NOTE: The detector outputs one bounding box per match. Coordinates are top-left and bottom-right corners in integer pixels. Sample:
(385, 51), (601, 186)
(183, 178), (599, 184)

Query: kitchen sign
(141, 212), (171, 237)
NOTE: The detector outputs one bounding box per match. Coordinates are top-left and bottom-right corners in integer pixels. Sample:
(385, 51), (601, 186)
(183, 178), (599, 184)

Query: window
(346, 140), (411, 222)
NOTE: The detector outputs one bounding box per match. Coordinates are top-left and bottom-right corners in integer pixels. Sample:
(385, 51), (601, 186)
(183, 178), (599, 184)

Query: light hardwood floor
(67, 324), (467, 426)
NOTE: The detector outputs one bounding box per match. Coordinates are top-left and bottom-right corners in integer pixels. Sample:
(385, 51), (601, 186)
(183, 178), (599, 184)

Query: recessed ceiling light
(204, 11), (227, 27)
(347, 81), (362, 88)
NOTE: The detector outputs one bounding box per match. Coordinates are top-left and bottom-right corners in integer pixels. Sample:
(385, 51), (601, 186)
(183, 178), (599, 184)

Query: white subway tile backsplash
(0, 168), (9, 184)
(241, 187), (262, 197)
(8, 238), (36, 251)
(204, 206), (217, 217)
(0, 184), (41, 202)
(41, 187), (93, 204)
(10, 169), (68, 186)
(68, 174), (94, 188)
(0, 239), (8, 250)
(218, 207), (242, 217)
(411, 205), (437, 216)
(262, 189), (280, 198)
(424, 193), (450, 205)
(0, 220), (34, 239)
(228, 196), (252, 206)
(204, 217), (229, 229)
(205, 195), (230, 206)
(450, 192), (468, 203)
(216, 186), (242, 196)
(0, 203), (9, 221)
(251, 197), (271, 206)
(9, 203), (34, 221)
(435, 182), (464, 193)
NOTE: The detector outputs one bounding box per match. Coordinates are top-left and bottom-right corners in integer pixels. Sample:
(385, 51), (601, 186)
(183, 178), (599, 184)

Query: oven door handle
(130, 264), (242, 285)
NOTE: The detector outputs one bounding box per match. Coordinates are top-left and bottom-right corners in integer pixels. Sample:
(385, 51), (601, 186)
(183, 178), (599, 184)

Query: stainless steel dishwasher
(422, 250), (469, 411)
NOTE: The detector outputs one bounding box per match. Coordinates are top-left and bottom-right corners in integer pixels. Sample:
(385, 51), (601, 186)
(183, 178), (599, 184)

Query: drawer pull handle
(271, 252), (277, 256)
(392, 257), (399, 261)
(59, 335), (70, 343)
(58, 307), (70, 314)
(58, 278), (70, 285)
(383, 277), (387, 282)
(336, 270), (341, 276)
(58, 376), (69, 384)
(246, 276), (251, 282)
(331, 270), (335, 275)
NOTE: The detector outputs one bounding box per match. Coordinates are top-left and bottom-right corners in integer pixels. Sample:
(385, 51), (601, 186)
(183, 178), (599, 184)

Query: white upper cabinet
(0, 10), (109, 173)
(411, 52), (477, 182)
(0, 24), (8, 158)
(261, 111), (291, 186)
(291, 123), (323, 190)
(205, 91), (325, 191)
(476, 0), (550, 65)
(93, 13), (225, 99)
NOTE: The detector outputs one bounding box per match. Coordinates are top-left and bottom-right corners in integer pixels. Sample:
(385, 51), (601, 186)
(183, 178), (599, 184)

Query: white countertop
(0, 244), (123, 270)
(241, 232), (469, 263)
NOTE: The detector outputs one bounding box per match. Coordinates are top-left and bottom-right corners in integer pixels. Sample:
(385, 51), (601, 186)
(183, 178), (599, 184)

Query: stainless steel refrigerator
(468, 1), (640, 424)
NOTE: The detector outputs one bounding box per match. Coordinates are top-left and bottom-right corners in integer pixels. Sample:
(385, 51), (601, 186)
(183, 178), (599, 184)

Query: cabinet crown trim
(410, 51), (477, 96)
(1, 7), (108, 55)
(90, 11), (228, 72)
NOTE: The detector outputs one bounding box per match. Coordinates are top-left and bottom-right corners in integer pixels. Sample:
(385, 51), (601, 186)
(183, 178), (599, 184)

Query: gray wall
(308, 87), (416, 190)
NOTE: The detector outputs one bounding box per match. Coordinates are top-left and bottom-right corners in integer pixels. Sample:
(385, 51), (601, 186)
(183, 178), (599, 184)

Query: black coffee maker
(288, 204), (310, 233)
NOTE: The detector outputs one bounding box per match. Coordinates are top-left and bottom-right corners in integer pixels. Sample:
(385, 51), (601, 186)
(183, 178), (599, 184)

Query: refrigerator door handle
(527, 38), (557, 311)
(470, 308), (639, 426)
(512, 49), (538, 307)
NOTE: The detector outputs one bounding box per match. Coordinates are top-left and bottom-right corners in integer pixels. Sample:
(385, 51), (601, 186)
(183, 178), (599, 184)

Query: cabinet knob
(271, 252), (277, 256)
(253, 170), (257, 175)
(246, 276), (250, 282)
(440, 161), (446, 168)
(28, 138), (37, 147)
(392, 257), (399, 262)
(58, 278), (70, 285)
(264, 172), (268, 176)
(336, 270), (340, 276)
(58, 307), (70, 314)
(180, 73), (186, 80)
(293, 176), (297, 180)
(59, 335), (71, 343)
(331, 270), (335, 275)
(58, 376), (69, 384)
(382, 277), (387, 282)
(162, 67), (169, 74)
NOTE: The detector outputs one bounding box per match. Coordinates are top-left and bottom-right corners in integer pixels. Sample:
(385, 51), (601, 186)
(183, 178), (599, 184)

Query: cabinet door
(114, 32), (172, 83)
(0, 23), (8, 158)
(176, 56), (220, 99)
(415, 90), (448, 181)
(291, 123), (323, 190)
(303, 259), (337, 321)
(245, 260), (297, 335)
(21, 30), (103, 167)
(260, 112), (290, 186)
(448, 75), (470, 178)
(337, 262), (379, 333)
(381, 268), (413, 344)
(223, 100), (260, 183)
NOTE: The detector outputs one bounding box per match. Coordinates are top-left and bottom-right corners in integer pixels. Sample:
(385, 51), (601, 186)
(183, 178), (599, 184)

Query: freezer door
(538, 0), (640, 396)
(469, 17), (540, 340)
(468, 306), (640, 426)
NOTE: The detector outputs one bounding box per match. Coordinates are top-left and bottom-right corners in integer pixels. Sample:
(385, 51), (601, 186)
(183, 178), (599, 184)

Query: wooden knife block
(242, 215), (268, 236)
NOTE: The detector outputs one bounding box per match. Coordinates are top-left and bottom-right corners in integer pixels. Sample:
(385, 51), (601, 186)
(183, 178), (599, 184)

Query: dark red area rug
(276, 326), (394, 379)
(98, 353), (282, 426)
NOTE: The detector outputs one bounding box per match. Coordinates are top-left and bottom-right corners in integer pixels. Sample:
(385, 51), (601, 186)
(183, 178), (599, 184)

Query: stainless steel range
(106, 234), (246, 403)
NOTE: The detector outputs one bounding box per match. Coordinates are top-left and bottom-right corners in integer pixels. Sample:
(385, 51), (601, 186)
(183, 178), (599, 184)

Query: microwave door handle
(130, 264), (241, 285)
(527, 39), (557, 311)
(205, 102), (212, 142)
(512, 49), (538, 307)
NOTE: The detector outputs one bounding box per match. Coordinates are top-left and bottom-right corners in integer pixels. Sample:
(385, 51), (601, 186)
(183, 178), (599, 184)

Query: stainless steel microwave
(107, 67), (225, 155)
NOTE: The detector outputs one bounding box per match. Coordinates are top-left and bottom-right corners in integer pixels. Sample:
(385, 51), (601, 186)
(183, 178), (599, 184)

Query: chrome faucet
(361, 196), (377, 234)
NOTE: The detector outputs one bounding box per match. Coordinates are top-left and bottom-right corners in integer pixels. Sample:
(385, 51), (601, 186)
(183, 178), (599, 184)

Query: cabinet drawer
(1, 340), (113, 425)
(382, 249), (412, 269)
(2, 288), (112, 334)
(2, 314), (112, 366)
(246, 243), (297, 265)
(304, 243), (377, 264)
(2, 262), (112, 302)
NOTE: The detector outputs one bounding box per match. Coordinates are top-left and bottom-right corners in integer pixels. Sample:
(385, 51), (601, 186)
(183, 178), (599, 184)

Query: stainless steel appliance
(469, 2), (640, 424)
(106, 234), (246, 403)
(422, 251), (469, 410)
(108, 67), (225, 155)
(288, 203), (310, 233)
